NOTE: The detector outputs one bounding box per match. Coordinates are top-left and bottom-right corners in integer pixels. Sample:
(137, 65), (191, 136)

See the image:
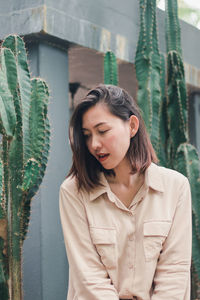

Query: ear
(129, 115), (139, 138)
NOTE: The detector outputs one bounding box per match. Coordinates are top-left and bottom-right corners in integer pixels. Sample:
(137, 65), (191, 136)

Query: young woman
(59, 84), (191, 300)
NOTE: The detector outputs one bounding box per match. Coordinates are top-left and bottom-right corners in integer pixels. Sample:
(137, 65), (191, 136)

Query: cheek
(104, 134), (117, 150)
(116, 133), (131, 154)
(106, 133), (130, 151)
(107, 135), (116, 143)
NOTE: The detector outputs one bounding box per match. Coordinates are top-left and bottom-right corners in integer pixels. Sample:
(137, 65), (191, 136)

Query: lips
(97, 153), (110, 162)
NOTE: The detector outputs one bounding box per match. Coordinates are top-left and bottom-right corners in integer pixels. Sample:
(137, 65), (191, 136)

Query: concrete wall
(0, 0), (200, 68)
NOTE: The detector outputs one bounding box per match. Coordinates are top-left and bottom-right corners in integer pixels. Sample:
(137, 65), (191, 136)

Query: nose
(90, 135), (101, 151)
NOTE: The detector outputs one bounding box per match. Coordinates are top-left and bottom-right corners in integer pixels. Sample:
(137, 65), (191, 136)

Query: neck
(107, 158), (142, 187)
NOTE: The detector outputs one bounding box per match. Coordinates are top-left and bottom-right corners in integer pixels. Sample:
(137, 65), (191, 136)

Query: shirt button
(129, 234), (135, 241)
(128, 264), (133, 269)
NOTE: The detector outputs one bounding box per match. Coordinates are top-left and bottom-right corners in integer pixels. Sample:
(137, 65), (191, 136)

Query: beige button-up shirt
(59, 163), (192, 300)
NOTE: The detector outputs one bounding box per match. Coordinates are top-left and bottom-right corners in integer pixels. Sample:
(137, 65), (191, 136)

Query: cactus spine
(104, 51), (118, 86)
(0, 35), (50, 300)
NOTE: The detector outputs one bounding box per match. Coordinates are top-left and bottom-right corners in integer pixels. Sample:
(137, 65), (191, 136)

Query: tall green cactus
(135, 0), (200, 297)
(135, 0), (163, 155)
(104, 51), (118, 86)
(166, 0), (188, 164)
(0, 35), (50, 300)
(165, 0), (200, 298)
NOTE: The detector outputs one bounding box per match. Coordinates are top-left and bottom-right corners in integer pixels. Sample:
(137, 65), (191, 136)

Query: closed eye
(98, 129), (109, 135)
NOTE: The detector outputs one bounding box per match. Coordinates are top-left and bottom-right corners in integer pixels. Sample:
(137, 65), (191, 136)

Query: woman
(59, 84), (191, 300)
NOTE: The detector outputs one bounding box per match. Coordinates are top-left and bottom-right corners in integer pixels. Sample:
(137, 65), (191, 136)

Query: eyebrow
(82, 122), (107, 131)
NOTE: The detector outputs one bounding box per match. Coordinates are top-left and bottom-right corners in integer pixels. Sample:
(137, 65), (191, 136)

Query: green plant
(104, 51), (118, 86)
(165, 1), (200, 298)
(135, 0), (200, 297)
(135, 0), (163, 156)
(0, 35), (50, 300)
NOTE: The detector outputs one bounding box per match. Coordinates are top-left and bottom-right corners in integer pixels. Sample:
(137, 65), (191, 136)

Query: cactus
(135, 0), (163, 156)
(165, 0), (188, 166)
(0, 35), (50, 300)
(104, 51), (118, 86)
(165, 0), (200, 297)
(174, 144), (200, 299)
(135, 0), (200, 297)
(157, 54), (168, 167)
(166, 0), (188, 162)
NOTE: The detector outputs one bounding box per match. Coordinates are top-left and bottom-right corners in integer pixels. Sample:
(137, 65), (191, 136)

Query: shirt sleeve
(59, 182), (119, 300)
(151, 176), (192, 300)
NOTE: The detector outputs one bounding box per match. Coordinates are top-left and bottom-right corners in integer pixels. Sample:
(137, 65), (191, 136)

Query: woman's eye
(99, 129), (109, 135)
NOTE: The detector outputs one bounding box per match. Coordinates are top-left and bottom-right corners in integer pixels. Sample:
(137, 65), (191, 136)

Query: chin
(101, 162), (117, 170)
(101, 165), (112, 170)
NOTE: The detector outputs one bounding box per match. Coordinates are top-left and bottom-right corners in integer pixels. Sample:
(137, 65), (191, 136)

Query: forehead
(82, 103), (118, 129)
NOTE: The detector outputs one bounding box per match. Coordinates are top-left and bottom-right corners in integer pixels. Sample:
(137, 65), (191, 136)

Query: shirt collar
(88, 173), (109, 201)
(88, 163), (164, 202)
(145, 163), (164, 193)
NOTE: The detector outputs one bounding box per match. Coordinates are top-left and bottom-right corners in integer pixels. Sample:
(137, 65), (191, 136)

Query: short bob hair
(68, 84), (157, 190)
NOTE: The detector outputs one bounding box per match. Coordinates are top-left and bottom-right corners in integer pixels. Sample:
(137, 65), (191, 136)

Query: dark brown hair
(68, 84), (157, 190)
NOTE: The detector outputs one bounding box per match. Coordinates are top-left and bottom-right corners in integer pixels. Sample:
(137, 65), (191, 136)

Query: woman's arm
(151, 177), (192, 300)
(59, 181), (119, 300)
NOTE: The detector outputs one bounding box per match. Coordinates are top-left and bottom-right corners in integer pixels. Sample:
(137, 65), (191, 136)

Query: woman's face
(82, 103), (138, 171)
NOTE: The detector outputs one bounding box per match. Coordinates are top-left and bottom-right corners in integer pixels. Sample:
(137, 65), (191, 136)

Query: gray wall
(22, 41), (70, 300)
(0, 0), (200, 68)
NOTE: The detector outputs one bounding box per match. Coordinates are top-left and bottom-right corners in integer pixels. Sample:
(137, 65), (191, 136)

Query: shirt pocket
(143, 221), (171, 262)
(90, 227), (117, 270)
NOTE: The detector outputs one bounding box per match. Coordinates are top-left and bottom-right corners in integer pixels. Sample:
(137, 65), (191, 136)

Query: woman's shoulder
(150, 163), (189, 186)
(59, 175), (87, 208)
(60, 175), (79, 193)
(60, 175), (91, 200)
